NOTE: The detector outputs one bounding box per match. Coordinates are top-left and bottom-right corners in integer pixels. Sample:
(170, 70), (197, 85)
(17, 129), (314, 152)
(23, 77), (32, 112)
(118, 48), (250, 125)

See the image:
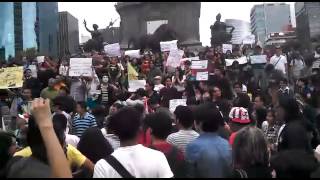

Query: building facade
(225, 19), (251, 45)
(250, 3), (291, 45)
(58, 11), (79, 57)
(115, 2), (202, 49)
(295, 2), (320, 50)
(0, 2), (58, 61)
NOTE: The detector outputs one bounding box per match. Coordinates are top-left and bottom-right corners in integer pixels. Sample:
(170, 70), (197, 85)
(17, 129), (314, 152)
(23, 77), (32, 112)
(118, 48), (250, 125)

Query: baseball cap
(229, 107), (251, 124)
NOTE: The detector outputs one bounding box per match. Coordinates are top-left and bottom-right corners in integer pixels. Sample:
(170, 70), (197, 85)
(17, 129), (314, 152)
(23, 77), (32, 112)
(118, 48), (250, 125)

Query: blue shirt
(72, 112), (97, 137)
(185, 132), (232, 178)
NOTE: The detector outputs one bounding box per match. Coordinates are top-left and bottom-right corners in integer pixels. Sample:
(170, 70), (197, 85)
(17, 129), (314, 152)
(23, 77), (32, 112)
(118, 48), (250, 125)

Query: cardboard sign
(242, 34), (255, 44)
(169, 99), (187, 113)
(250, 55), (267, 64)
(104, 43), (121, 57)
(160, 40), (178, 52)
(222, 44), (232, 54)
(128, 80), (146, 93)
(59, 65), (69, 76)
(28, 65), (38, 78)
(196, 71), (209, 81)
(125, 50), (141, 59)
(69, 58), (92, 77)
(166, 49), (184, 68)
(0, 67), (23, 89)
(225, 56), (248, 66)
(191, 60), (208, 70)
(36, 56), (45, 64)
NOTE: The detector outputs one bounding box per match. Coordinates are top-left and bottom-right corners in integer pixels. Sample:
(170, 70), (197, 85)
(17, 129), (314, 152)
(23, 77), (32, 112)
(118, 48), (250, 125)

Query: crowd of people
(0, 42), (320, 178)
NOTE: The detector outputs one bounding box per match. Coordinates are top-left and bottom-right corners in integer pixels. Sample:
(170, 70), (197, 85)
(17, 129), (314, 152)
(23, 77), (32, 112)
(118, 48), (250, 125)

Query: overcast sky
(58, 2), (295, 46)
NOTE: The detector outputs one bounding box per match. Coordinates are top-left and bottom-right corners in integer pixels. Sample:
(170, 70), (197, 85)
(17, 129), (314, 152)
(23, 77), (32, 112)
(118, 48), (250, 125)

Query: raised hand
(31, 98), (52, 128)
(83, 19), (87, 26)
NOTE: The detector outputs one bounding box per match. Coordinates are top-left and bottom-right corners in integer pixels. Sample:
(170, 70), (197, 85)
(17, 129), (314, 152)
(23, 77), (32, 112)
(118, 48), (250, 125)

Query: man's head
(145, 111), (173, 140)
(229, 107), (251, 132)
(145, 81), (154, 92)
(93, 24), (98, 30)
(174, 105), (194, 129)
(164, 76), (172, 88)
(153, 76), (162, 85)
(184, 60), (191, 71)
(276, 46), (282, 56)
(22, 88), (32, 101)
(76, 102), (87, 114)
(210, 86), (222, 100)
(108, 107), (141, 142)
(253, 95), (265, 110)
(194, 103), (224, 133)
(24, 69), (32, 79)
(102, 75), (109, 84)
(233, 82), (242, 95)
(48, 78), (56, 88)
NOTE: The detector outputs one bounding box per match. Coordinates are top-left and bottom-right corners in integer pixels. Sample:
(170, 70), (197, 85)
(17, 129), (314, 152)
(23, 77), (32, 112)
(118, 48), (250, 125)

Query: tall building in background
(58, 11), (79, 57)
(37, 2), (59, 58)
(225, 19), (251, 45)
(295, 2), (320, 50)
(0, 2), (58, 60)
(250, 3), (291, 45)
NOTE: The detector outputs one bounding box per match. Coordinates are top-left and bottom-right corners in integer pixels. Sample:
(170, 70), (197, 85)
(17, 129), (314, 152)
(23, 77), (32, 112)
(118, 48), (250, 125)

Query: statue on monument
(83, 19), (104, 52)
(210, 13), (235, 47)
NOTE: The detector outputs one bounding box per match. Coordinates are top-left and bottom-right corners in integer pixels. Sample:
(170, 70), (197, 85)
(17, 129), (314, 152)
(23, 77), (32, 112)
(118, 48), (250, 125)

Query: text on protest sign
(166, 49), (184, 68)
(104, 43), (121, 57)
(36, 56), (45, 64)
(160, 40), (178, 52)
(125, 50), (141, 59)
(191, 60), (208, 70)
(225, 56), (248, 67)
(222, 44), (232, 54)
(196, 71), (209, 81)
(27, 65), (37, 78)
(0, 66), (23, 89)
(59, 65), (69, 76)
(69, 58), (92, 77)
(169, 99), (187, 113)
(128, 80), (146, 93)
(250, 55), (267, 64)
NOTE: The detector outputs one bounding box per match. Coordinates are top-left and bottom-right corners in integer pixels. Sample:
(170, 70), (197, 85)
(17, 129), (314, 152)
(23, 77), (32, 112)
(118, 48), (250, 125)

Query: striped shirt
(166, 130), (199, 154)
(100, 84), (109, 105)
(72, 112), (97, 137)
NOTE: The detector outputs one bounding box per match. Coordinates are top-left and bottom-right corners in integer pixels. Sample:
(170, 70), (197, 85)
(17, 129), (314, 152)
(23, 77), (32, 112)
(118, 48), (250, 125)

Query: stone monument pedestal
(115, 2), (202, 50)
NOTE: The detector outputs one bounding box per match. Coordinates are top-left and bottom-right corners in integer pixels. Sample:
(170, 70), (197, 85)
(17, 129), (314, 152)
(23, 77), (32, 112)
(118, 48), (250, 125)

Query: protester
(270, 46), (288, 75)
(0, 131), (17, 178)
(72, 102), (97, 137)
(167, 105), (199, 154)
(185, 103), (232, 178)
(228, 107), (252, 146)
(93, 107), (173, 178)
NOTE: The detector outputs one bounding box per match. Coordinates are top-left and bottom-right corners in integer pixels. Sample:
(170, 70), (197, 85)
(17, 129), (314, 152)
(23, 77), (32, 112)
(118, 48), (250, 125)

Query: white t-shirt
(270, 55), (288, 74)
(93, 144), (173, 178)
(66, 134), (80, 147)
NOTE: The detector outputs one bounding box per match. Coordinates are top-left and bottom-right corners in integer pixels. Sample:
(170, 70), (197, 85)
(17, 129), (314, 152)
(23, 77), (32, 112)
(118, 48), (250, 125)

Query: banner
(225, 56), (248, 66)
(104, 43), (121, 57)
(28, 65), (37, 78)
(0, 66), (23, 89)
(191, 60), (208, 70)
(196, 71), (209, 81)
(250, 55), (267, 64)
(160, 40), (178, 52)
(169, 99), (187, 113)
(242, 34), (255, 44)
(127, 62), (139, 80)
(36, 56), (45, 64)
(222, 44), (232, 54)
(69, 58), (92, 77)
(125, 50), (141, 59)
(166, 49), (184, 68)
(128, 80), (146, 92)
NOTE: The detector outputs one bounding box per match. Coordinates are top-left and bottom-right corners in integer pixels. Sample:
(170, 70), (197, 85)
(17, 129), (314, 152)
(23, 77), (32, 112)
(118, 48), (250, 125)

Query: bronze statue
(210, 13), (235, 47)
(83, 19), (104, 51)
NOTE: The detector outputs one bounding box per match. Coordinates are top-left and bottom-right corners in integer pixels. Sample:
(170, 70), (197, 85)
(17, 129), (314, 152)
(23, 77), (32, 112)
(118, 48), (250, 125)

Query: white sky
(58, 2), (296, 46)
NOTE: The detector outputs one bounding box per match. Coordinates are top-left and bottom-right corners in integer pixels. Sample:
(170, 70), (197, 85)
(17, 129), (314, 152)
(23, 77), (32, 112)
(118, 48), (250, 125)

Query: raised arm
(83, 19), (92, 33)
(31, 98), (72, 178)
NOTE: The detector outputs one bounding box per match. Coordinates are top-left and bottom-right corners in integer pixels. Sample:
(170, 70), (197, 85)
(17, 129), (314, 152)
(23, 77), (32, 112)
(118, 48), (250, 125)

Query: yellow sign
(0, 66), (24, 89)
(127, 62), (138, 81)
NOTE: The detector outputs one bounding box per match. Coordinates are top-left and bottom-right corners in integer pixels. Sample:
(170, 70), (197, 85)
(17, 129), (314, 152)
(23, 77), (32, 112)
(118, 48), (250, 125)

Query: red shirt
(150, 141), (184, 162)
(137, 128), (152, 147)
(229, 132), (237, 146)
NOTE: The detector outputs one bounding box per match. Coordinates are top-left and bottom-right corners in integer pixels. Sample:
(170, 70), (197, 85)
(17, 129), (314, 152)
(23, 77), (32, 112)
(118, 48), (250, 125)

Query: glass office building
(0, 2), (58, 61)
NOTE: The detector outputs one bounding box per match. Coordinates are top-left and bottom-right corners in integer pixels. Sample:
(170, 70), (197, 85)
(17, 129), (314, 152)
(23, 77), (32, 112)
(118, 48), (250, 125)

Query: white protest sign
(28, 65), (37, 78)
(125, 50), (141, 59)
(222, 44), (232, 54)
(196, 71), (209, 81)
(128, 80), (146, 93)
(160, 40), (178, 52)
(250, 55), (267, 64)
(225, 56), (248, 66)
(242, 34), (255, 44)
(191, 60), (208, 70)
(36, 56), (45, 64)
(69, 58), (92, 77)
(169, 99), (187, 113)
(104, 43), (121, 57)
(166, 49), (184, 68)
(59, 65), (69, 76)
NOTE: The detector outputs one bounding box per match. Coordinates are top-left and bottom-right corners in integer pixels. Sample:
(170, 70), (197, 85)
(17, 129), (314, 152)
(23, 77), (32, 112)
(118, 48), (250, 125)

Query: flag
(127, 62), (138, 80)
